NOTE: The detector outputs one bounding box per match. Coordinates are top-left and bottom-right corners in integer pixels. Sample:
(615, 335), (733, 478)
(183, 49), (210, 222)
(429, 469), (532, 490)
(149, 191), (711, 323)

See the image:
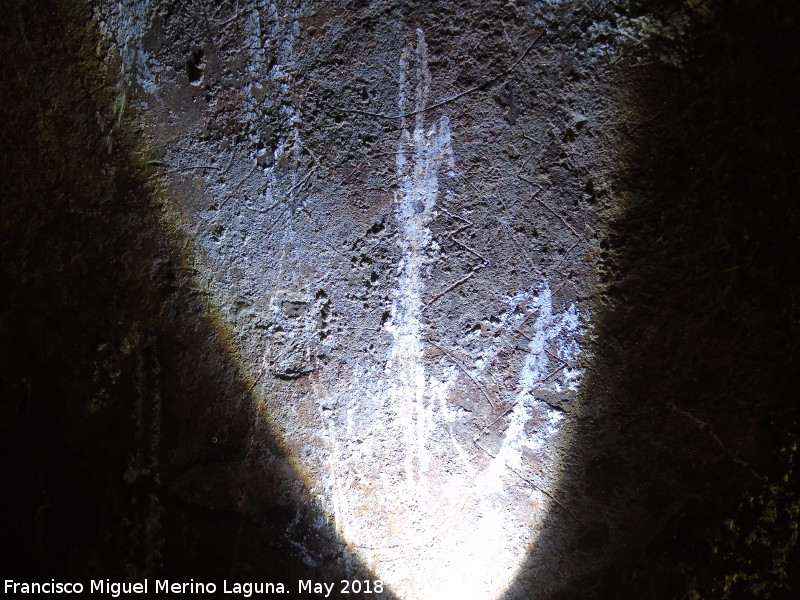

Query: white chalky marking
(385, 29), (454, 497)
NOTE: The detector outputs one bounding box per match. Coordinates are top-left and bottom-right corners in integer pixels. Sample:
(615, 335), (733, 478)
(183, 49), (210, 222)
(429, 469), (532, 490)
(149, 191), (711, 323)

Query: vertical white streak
(481, 282), (582, 492)
(385, 30), (453, 498)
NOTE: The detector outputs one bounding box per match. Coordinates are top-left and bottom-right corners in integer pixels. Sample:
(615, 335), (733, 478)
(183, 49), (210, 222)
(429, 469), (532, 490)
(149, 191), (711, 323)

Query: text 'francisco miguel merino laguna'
(5, 579), (385, 597)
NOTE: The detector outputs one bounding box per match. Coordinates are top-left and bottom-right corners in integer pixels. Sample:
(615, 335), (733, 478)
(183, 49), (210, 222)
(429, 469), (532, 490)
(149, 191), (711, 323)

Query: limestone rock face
(99, 3), (597, 594)
(2, 1), (798, 599)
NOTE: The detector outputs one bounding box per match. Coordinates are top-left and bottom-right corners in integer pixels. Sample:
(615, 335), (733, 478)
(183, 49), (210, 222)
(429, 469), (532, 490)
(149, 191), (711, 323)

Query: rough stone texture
(1, 1), (798, 599)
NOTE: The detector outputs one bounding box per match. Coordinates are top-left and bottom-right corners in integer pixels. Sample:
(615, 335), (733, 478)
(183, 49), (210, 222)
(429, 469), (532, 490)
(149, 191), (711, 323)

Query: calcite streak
(386, 29), (454, 497)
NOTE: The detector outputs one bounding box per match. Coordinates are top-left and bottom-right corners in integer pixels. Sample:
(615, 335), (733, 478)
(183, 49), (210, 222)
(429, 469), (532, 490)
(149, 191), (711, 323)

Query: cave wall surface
(1, 1), (798, 599)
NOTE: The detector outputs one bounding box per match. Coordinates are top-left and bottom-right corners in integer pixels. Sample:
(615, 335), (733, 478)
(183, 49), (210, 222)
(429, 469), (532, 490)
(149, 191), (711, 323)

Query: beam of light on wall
(99, 5), (586, 599)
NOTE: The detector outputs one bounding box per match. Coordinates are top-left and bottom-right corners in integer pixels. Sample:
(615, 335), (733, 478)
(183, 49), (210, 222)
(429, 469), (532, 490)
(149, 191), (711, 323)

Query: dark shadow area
(0, 2), (395, 595)
(505, 1), (800, 598)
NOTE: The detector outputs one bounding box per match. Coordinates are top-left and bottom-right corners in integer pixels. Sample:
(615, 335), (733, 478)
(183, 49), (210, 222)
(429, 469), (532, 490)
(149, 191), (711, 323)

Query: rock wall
(1, 1), (798, 599)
